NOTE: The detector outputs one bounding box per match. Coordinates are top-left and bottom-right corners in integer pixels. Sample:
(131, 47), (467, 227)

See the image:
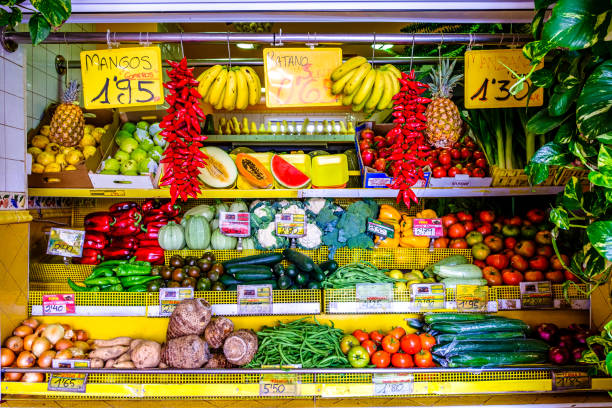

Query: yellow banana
(222, 70), (237, 111)
(353, 69), (377, 106)
(384, 64), (402, 79)
(365, 69), (385, 111)
(342, 85), (359, 106)
(197, 65), (223, 101)
(331, 68), (355, 95)
(376, 70), (395, 111)
(214, 85), (226, 110)
(344, 63), (372, 96)
(331, 56), (368, 81)
(208, 68), (228, 106)
(234, 69), (249, 110)
(352, 86), (372, 112)
(240, 66), (259, 106)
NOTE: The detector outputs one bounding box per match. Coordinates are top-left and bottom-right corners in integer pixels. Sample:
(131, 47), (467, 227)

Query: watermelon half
(271, 154), (311, 189)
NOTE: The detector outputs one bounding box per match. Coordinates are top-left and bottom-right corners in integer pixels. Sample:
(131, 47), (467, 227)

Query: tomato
(502, 269), (524, 285)
(510, 254), (528, 272)
(373, 158), (387, 172)
(475, 157), (487, 168)
(535, 230), (553, 245)
(457, 212), (473, 222)
(460, 147), (472, 160)
(515, 240), (536, 258)
(536, 245), (554, 257)
(526, 208), (545, 224)
(340, 335), (360, 354)
(361, 340), (378, 356)
(441, 214), (458, 228)
(472, 167), (486, 177)
(482, 266), (502, 286)
(450, 148), (461, 160)
(414, 349), (433, 368)
(504, 237), (517, 250)
(381, 335), (400, 353)
(477, 223), (493, 235)
(391, 353), (414, 368)
(508, 216), (522, 226)
(447, 167), (458, 177)
(486, 254), (509, 270)
(400, 334), (422, 354)
(474, 259), (486, 269)
(473, 150), (484, 159)
(369, 330), (383, 344)
(463, 221), (475, 233)
(545, 270), (565, 283)
(471, 243), (491, 261)
(433, 237), (449, 248)
(502, 249), (515, 259)
(359, 139), (373, 151)
(352, 330), (369, 343)
(388, 327), (406, 340)
(484, 235), (503, 253)
(448, 223), (467, 239)
(551, 254), (569, 270)
(564, 269), (580, 283)
(479, 210), (496, 223)
(371, 350), (391, 368)
(449, 238), (468, 249)
(525, 270), (544, 282)
(419, 333), (436, 351)
(466, 231), (483, 246)
(432, 166), (447, 178)
(347, 346), (370, 368)
(528, 255), (550, 271)
(438, 152), (451, 165)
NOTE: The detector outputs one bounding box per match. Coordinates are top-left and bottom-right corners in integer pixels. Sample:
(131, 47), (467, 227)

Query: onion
(73, 341), (90, 352)
(55, 339), (73, 351)
(37, 350), (56, 368)
(75, 330), (89, 342)
(64, 329), (75, 341)
(23, 334), (37, 351)
(67, 347), (84, 358)
(42, 324), (64, 345)
(1, 348), (15, 367)
(32, 337), (52, 357)
(4, 336), (23, 353)
(22, 318), (40, 330)
(61, 324), (72, 332)
(34, 323), (47, 337)
(3, 371), (23, 381)
(16, 351), (36, 368)
(55, 349), (73, 360)
(21, 372), (44, 383)
(13, 325), (33, 338)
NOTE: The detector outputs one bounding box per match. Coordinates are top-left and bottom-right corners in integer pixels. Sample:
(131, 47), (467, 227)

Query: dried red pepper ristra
(160, 57), (208, 204)
(385, 69), (432, 209)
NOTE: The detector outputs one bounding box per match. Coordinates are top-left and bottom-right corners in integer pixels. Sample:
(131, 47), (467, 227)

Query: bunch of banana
(197, 65), (262, 111)
(330, 57), (401, 114)
(216, 118), (356, 136)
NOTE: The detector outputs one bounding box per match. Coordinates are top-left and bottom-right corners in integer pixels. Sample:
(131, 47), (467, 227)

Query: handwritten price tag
(259, 373), (300, 397)
(263, 48), (342, 107)
(219, 212), (251, 238)
(356, 283), (393, 313)
(47, 228), (85, 257)
(80, 46), (164, 109)
(48, 359), (89, 393)
(276, 212), (306, 238)
(456, 285), (488, 312)
(159, 287), (193, 317)
(42, 294), (75, 315)
(464, 49), (544, 109)
(412, 283), (445, 310)
(552, 370), (591, 391)
(520, 281), (553, 309)
(372, 374), (413, 396)
(238, 284), (273, 315)
(367, 218), (395, 239)
(412, 218), (443, 237)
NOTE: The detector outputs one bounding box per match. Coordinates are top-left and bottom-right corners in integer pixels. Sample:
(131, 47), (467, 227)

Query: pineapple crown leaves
(428, 59), (464, 99)
(61, 80), (81, 104)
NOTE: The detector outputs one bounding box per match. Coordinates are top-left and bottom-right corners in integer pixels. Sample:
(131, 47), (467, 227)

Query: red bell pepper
(160, 202), (181, 217)
(141, 199), (160, 214)
(139, 239), (160, 247)
(142, 209), (168, 224)
(102, 247), (132, 260)
(134, 247), (164, 265)
(144, 221), (168, 230)
(139, 224), (161, 240)
(83, 231), (108, 250)
(109, 201), (139, 216)
(84, 212), (113, 234)
(75, 248), (103, 265)
(110, 236), (139, 250)
(112, 207), (142, 224)
(111, 223), (142, 237)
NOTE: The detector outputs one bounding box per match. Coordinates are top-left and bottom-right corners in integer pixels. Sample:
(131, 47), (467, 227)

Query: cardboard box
(355, 122), (491, 189)
(27, 106), (119, 188)
(89, 110), (164, 189)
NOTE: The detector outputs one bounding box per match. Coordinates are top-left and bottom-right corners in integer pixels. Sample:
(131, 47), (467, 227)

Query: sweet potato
(113, 361), (135, 369)
(167, 299), (211, 340)
(104, 359), (115, 368)
(129, 339), (144, 351)
(93, 337), (132, 348)
(130, 340), (161, 369)
(90, 358), (104, 368)
(223, 330), (258, 366)
(116, 352), (131, 363)
(162, 335), (210, 368)
(89, 345), (129, 361)
(204, 317), (234, 349)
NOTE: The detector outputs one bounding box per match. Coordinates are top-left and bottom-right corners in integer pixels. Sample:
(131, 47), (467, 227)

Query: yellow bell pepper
(416, 209), (438, 219)
(378, 204), (402, 223)
(399, 235), (431, 248)
(374, 222), (400, 248)
(400, 215), (413, 237)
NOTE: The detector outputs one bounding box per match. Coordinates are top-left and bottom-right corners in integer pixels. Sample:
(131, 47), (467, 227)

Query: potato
(89, 346), (129, 361)
(93, 337), (132, 348)
(90, 358), (104, 368)
(204, 317), (234, 349)
(162, 335), (210, 368)
(129, 339), (144, 351)
(223, 330), (258, 366)
(130, 340), (161, 369)
(167, 299), (211, 340)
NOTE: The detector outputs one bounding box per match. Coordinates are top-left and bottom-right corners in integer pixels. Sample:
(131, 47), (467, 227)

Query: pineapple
(49, 81), (85, 147)
(424, 59), (463, 148)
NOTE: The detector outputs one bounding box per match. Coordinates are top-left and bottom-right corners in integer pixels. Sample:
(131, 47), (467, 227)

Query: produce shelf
(2, 367), (610, 399)
(29, 186), (565, 199)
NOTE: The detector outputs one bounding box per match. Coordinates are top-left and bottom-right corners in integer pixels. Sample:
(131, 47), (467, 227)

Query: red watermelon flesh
(271, 155), (311, 188)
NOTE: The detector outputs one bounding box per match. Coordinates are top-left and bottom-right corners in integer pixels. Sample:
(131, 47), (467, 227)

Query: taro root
(204, 317), (234, 349)
(167, 299), (212, 340)
(162, 335), (210, 368)
(223, 330), (258, 366)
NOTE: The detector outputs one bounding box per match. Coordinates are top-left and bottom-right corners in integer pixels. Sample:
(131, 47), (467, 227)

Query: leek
(504, 109), (514, 169)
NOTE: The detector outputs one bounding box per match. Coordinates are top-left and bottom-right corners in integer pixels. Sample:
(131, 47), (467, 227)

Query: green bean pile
(322, 261), (402, 288)
(245, 318), (349, 368)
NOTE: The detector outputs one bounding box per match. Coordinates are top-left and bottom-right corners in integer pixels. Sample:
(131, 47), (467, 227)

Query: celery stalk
(493, 110), (505, 169)
(504, 110), (514, 170)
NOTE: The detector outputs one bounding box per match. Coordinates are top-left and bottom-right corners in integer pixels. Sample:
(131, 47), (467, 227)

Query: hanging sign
(464, 49), (544, 109)
(412, 218), (443, 237)
(80, 46), (164, 109)
(42, 294), (76, 315)
(47, 228), (85, 257)
(520, 281), (553, 309)
(219, 212), (251, 237)
(456, 285), (488, 312)
(263, 48), (342, 108)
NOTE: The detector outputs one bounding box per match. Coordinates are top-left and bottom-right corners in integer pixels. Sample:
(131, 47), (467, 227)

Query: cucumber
(430, 318), (529, 334)
(226, 265), (273, 276)
(434, 264), (482, 279)
(436, 331), (526, 343)
(446, 352), (547, 367)
(283, 249), (316, 272)
(431, 339), (550, 357)
(440, 278), (487, 288)
(245, 279), (278, 289)
(273, 263), (285, 277)
(234, 270), (274, 281)
(318, 260), (338, 274)
(223, 253), (283, 268)
(277, 275), (292, 289)
(219, 275), (242, 286)
(424, 255), (468, 277)
(407, 318), (424, 330)
(310, 269), (326, 282)
(307, 281), (322, 289)
(424, 313), (492, 325)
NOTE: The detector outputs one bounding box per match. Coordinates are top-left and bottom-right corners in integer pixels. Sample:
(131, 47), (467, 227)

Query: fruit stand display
(1, 1), (611, 406)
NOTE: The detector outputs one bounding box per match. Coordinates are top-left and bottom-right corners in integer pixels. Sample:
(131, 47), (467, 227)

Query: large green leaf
(527, 109), (570, 134)
(28, 13), (50, 46)
(525, 162), (550, 185)
(589, 171), (612, 187)
(30, 0), (70, 27)
(531, 68), (555, 88)
(598, 144), (612, 175)
(542, 0), (611, 50)
(577, 61), (612, 140)
(586, 220), (612, 261)
(530, 141), (574, 165)
(531, 9), (547, 40)
(522, 41), (553, 64)
(550, 207), (570, 230)
(0, 6), (21, 27)
(597, 132), (612, 144)
(554, 122), (576, 144)
(562, 177), (583, 210)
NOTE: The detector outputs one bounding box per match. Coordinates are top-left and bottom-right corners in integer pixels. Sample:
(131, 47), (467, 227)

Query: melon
(271, 154), (311, 189)
(198, 146), (238, 189)
(236, 153), (274, 188)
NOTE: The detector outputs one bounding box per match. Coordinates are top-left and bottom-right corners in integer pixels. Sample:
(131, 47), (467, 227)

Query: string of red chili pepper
(159, 57), (208, 204)
(385, 70), (432, 209)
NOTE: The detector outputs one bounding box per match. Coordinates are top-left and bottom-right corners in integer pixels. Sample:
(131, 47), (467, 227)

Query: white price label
(356, 283), (393, 313)
(275, 212), (306, 238)
(159, 287), (193, 317)
(373, 374), (413, 396)
(238, 284), (273, 315)
(219, 212), (251, 237)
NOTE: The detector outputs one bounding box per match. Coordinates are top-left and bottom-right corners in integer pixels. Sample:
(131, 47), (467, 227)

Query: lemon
(66, 150), (84, 165)
(36, 152), (55, 166)
(55, 153), (67, 166)
(388, 269), (404, 280)
(79, 134), (96, 147)
(40, 125), (50, 136)
(403, 272), (421, 281)
(84, 124), (95, 133)
(411, 270), (424, 280)
(32, 163), (44, 173)
(31, 135), (49, 149)
(83, 145), (97, 159)
(394, 282), (407, 292)
(65, 165), (77, 170)
(27, 147), (42, 159)
(44, 163), (61, 172)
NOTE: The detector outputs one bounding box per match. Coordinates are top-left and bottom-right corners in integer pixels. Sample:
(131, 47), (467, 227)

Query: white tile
(3, 60), (24, 97)
(27, 117), (33, 132)
(24, 45), (33, 68)
(5, 159), (25, 193)
(33, 68), (46, 96)
(26, 65), (33, 91)
(0, 58), (4, 94)
(26, 92), (33, 117)
(47, 74), (59, 101)
(0, 125), (5, 159)
(0, 159), (6, 191)
(48, 44), (60, 55)
(4, 93), (24, 130)
(4, 48), (24, 67)
(5, 126), (25, 161)
(32, 46), (47, 72)
(32, 93), (47, 122)
(0, 91), (4, 125)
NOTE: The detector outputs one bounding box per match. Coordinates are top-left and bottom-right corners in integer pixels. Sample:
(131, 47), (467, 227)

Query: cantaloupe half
(198, 146), (238, 189)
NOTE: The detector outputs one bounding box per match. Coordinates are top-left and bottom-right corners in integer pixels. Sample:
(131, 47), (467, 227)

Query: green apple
(138, 158), (158, 174)
(133, 128), (149, 143)
(114, 150), (130, 163)
(120, 159), (139, 174)
(102, 158), (120, 172)
(152, 131), (166, 147)
(148, 146), (164, 162)
(121, 122), (136, 133)
(115, 130), (132, 145)
(139, 138), (154, 152)
(148, 122), (162, 136)
(130, 148), (148, 163)
(119, 137), (139, 153)
(100, 169), (118, 175)
(122, 170), (138, 176)
(136, 121), (149, 130)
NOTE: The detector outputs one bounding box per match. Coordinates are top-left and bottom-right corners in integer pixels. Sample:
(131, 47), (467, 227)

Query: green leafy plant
(0, 0), (71, 45)
(511, 0), (612, 298)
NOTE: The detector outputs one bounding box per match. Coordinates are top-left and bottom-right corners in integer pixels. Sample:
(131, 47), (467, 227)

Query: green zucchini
(430, 318), (529, 334)
(226, 265), (273, 276)
(285, 264), (298, 278)
(244, 279), (278, 289)
(219, 274), (242, 286)
(436, 331), (526, 343)
(407, 318), (424, 330)
(277, 275), (292, 289)
(424, 313), (491, 325)
(434, 264), (482, 279)
(310, 269), (326, 282)
(283, 249), (316, 272)
(318, 260), (338, 274)
(440, 278), (488, 288)
(424, 255), (468, 277)
(273, 263), (285, 277)
(223, 253), (283, 268)
(446, 352), (547, 367)
(234, 270), (274, 281)
(307, 281), (322, 289)
(432, 339), (549, 357)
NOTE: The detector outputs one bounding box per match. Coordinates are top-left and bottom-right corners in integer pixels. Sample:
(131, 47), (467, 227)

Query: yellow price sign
(80, 46), (164, 109)
(464, 49), (544, 109)
(263, 48), (342, 107)
(456, 284), (488, 312)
